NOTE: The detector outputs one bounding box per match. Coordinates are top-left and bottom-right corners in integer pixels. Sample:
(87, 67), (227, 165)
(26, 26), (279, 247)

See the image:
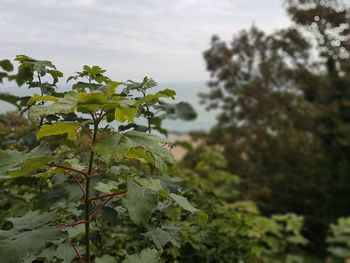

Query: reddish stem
(69, 239), (85, 263)
(89, 190), (127, 201)
(61, 220), (86, 228)
(89, 196), (114, 220)
(47, 163), (88, 178)
(69, 174), (86, 198)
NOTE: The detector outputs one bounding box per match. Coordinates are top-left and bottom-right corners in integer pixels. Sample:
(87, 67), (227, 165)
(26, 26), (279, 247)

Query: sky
(0, 0), (291, 83)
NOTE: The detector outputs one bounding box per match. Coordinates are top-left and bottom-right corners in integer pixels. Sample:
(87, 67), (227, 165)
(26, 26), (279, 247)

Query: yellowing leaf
(124, 148), (154, 164)
(115, 107), (138, 123)
(9, 156), (53, 177)
(37, 122), (81, 141)
(27, 94), (59, 105)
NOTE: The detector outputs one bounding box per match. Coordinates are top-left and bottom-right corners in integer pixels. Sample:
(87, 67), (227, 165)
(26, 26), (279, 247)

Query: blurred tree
(202, 0), (350, 255)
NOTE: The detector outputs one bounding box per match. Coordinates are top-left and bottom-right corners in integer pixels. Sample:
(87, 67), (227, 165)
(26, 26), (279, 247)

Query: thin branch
(89, 189), (127, 201)
(47, 163), (88, 178)
(60, 220), (86, 228)
(89, 112), (96, 123)
(69, 239), (85, 263)
(89, 196), (113, 220)
(69, 174), (86, 198)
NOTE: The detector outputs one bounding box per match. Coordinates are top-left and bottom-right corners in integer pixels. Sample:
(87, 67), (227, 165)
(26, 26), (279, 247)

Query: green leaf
(65, 224), (85, 239)
(0, 59), (13, 72)
(123, 248), (159, 263)
(197, 210), (209, 227)
(136, 89), (176, 105)
(169, 193), (199, 213)
(0, 92), (29, 110)
(95, 181), (123, 194)
(78, 92), (107, 104)
(37, 122), (81, 141)
(157, 101), (197, 121)
(0, 226), (61, 263)
(6, 210), (55, 230)
(96, 255), (117, 263)
(0, 150), (26, 179)
(29, 91), (78, 121)
(0, 211), (61, 263)
(144, 226), (181, 249)
(136, 178), (164, 192)
(9, 156), (53, 177)
(94, 131), (174, 174)
(55, 242), (81, 263)
(84, 65), (106, 75)
(122, 180), (158, 226)
(77, 92), (107, 112)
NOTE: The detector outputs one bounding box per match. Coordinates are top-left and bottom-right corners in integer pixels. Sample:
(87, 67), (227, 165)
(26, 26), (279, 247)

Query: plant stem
(146, 106), (152, 134)
(47, 163), (88, 178)
(84, 120), (98, 263)
(89, 189), (127, 201)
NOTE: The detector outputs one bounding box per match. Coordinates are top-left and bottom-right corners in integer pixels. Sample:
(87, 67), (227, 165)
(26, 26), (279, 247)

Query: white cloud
(0, 0), (290, 82)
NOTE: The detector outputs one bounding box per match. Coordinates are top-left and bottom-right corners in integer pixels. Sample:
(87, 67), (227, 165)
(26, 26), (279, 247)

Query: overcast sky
(0, 0), (291, 82)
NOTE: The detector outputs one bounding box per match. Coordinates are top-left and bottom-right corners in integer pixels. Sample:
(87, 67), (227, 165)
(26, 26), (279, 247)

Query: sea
(0, 81), (218, 134)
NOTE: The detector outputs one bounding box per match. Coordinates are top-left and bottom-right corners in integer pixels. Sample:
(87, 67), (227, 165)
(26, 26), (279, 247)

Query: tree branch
(89, 189), (127, 201)
(47, 163), (88, 178)
(69, 174), (86, 198)
(89, 196), (113, 220)
(69, 239), (85, 263)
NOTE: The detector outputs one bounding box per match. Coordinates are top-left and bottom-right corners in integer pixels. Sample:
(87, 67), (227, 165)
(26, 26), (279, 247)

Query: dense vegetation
(201, 0), (350, 259)
(0, 56), (314, 262)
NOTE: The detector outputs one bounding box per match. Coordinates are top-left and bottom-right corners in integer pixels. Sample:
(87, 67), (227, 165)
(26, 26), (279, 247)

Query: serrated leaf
(37, 122), (81, 141)
(95, 181), (123, 194)
(6, 210), (55, 230)
(169, 193), (199, 213)
(94, 131), (174, 174)
(122, 180), (158, 226)
(144, 226), (181, 249)
(0, 211), (61, 263)
(0, 226), (61, 263)
(123, 248), (159, 263)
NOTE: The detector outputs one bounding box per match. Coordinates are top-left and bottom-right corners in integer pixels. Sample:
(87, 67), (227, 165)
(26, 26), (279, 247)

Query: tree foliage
(202, 0), (350, 254)
(0, 55), (203, 263)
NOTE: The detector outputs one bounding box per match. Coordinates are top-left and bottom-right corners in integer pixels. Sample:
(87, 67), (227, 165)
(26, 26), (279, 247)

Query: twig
(89, 196), (113, 220)
(60, 220), (86, 228)
(69, 174), (86, 198)
(89, 189), (127, 201)
(69, 239), (85, 263)
(47, 163), (88, 178)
